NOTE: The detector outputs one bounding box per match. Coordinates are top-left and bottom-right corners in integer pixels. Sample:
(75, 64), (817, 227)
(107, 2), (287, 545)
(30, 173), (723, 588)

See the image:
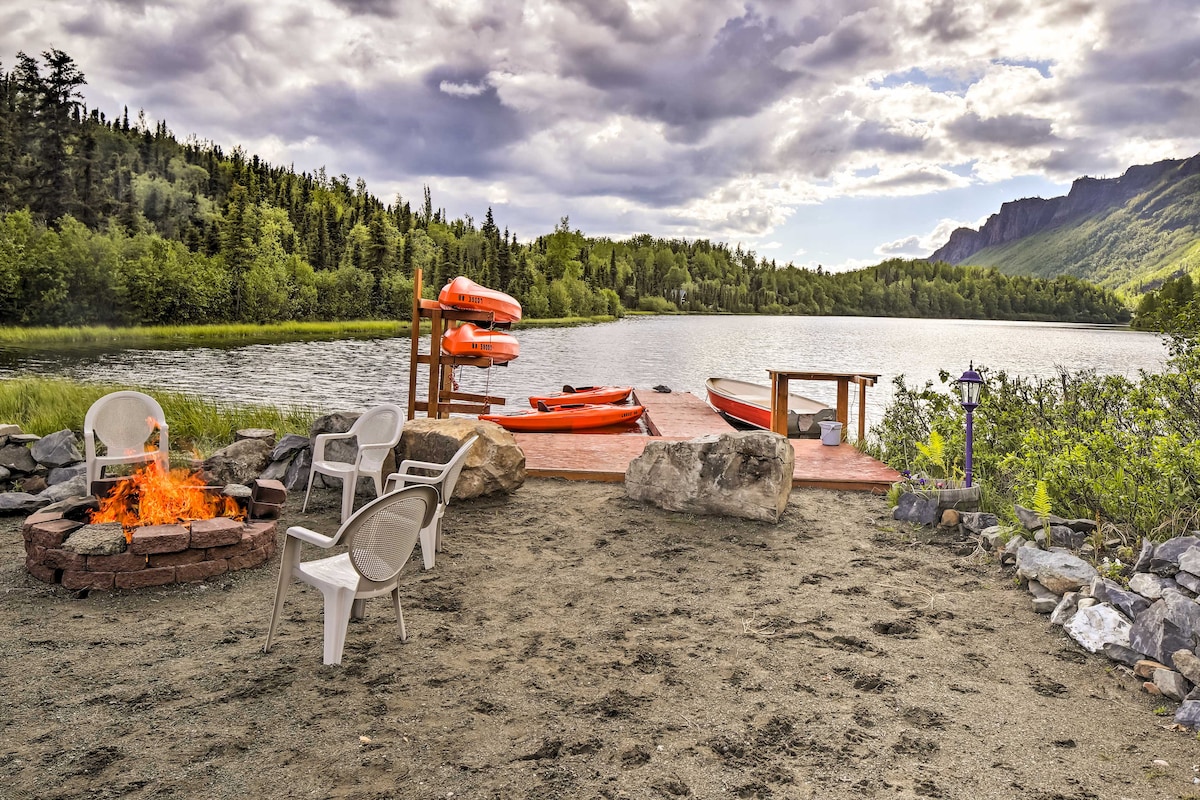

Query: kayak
(438, 276), (522, 325)
(705, 377), (833, 437)
(481, 403), (645, 432)
(527, 385), (633, 408)
(441, 322), (520, 364)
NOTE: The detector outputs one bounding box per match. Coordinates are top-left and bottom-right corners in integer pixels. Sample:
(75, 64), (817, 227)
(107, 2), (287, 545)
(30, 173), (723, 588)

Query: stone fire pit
(21, 479), (285, 591)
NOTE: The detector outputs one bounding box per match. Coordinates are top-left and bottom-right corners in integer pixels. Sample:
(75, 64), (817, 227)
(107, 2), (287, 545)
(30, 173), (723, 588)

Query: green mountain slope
(931, 155), (1200, 298)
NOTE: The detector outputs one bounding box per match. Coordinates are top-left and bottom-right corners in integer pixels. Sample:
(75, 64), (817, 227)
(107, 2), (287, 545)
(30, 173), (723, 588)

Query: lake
(0, 315), (1168, 429)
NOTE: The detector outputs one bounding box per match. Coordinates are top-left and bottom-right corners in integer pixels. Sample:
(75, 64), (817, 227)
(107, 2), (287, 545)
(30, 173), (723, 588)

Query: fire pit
(21, 465), (284, 591)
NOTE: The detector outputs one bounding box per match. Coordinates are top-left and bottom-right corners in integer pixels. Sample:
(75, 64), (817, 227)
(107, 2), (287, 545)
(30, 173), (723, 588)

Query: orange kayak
(439, 276), (522, 324)
(481, 403), (645, 432)
(528, 385), (632, 408)
(441, 322), (520, 364)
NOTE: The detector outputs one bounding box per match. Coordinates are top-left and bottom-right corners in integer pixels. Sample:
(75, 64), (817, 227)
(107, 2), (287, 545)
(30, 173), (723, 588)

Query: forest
(0, 50), (1132, 327)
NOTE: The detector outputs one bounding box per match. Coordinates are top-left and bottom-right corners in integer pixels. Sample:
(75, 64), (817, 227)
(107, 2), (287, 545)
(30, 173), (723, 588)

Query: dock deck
(514, 388), (901, 492)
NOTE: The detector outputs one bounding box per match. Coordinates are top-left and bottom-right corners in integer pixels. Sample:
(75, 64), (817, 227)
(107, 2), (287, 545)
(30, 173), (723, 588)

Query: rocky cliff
(930, 154), (1200, 265)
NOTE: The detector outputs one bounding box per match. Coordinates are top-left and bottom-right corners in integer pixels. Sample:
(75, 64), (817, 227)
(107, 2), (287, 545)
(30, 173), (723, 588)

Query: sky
(3, 0), (1199, 272)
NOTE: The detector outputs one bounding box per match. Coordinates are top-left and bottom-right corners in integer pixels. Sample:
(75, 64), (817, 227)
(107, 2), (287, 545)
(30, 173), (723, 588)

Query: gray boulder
(1049, 525), (1088, 550)
(960, 512), (999, 533)
(309, 412), (361, 465)
(1063, 602), (1132, 653)
(893, 492), (940, 526)
(625, 431), (793, 523)
(1015, 547), (1099, 595)
(0, 491), (50, 514)
(1090, 577), (1152, 621)
(0, 444), (37, 474)
(1150, 536), (1200, 576)
(283, 447), (314, 491)
(200, 438), (273, 486)
(1129, 591), (1200, 663)
(1014, 504), (1067, 531)
(269, 433), (311, 462)
(1176, 700), (1200, 730)
(30, 429), (83, 468)
(37, 475), (89, 504)
(48, 463), (87, 486)
(1129, 572), (1179, 600)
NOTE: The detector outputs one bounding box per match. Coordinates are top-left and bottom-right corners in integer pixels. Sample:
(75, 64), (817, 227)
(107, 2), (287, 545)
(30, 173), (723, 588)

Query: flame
(90, 461), (243, 543)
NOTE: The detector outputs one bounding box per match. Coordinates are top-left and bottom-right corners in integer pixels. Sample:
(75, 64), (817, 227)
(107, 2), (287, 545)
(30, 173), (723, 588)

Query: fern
(913, 430), (949, 478)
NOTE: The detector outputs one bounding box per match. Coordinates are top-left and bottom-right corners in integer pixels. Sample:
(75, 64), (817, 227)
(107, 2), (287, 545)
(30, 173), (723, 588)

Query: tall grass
(0, 377), (319, 456)
(0, 320), (409, 345)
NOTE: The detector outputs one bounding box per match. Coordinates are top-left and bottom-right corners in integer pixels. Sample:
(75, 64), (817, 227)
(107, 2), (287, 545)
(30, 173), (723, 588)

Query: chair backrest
(342, 485), (438, 584)
(84, 391), (166, 452)
(351, 403), (405, 472)
(438, 435), (479, 506)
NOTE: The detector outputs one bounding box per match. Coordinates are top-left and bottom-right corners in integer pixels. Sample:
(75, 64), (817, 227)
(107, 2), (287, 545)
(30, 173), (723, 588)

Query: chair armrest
(384, 472), (441, 493)
(285, 525), (339, 548)
(396, 458), (451, 475)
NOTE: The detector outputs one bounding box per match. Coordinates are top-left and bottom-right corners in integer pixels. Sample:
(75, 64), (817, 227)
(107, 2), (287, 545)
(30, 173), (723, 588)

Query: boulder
(1128, 572), (1178, 601)
(282, 448), (313, 491)
(1063, 602), (1132, 653)
(1175, 700), (1200, 730)
(200, 439), (273, 486)
(30, 429), (83, 468)
(37, 475), (89, 504)
(269, 433), (311, 462)
(1015, 547), (1098, 595)
(1129, 591), (1200, 664)
(1028, 580), (1060, 614)
(893, 492), (940, 526)
(0, 492), (50, 514)
(1173, 649), (1200, 686)
(960, 512), (999, 533)
(1150, 536), (1200, 576)
(0, 444), (38, 474)
(48, 463), (88, 485)
(398, 418), (524, 497)
(625, 431), (793, 522)
(309, 412), (361, 465)
(1049, 525), (1088, 550)
(1090, 577), (1152, 621)
(1014, 504), (1067, 531)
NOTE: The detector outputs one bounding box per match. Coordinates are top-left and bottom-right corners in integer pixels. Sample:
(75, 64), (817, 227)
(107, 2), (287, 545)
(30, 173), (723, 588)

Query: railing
(766, 370), (880, 443)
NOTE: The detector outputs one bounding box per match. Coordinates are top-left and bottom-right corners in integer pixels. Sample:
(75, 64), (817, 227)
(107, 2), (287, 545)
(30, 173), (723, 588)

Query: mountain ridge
(929, 153), (1200, 295)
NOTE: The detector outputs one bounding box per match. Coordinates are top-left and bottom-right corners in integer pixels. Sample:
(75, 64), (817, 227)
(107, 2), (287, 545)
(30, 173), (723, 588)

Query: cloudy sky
(3, 0), (1199, 271)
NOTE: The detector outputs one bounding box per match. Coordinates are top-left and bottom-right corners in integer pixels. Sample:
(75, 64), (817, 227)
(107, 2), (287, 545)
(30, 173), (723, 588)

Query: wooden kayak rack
(406, 268), (506, 420)
(766, 370), (880, 442)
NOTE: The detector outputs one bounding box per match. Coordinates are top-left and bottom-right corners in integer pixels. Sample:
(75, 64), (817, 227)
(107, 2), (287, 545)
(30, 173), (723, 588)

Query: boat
(481, 403), (645, 432)
(527, 385), (633, 408)
(438, 276), (522, 325)
(441, 322), (520, 364)
(705, 377), (834, 438)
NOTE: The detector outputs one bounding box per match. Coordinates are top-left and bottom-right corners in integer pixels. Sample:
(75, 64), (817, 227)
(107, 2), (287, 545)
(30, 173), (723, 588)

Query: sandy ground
(2, 479), (1199, 800)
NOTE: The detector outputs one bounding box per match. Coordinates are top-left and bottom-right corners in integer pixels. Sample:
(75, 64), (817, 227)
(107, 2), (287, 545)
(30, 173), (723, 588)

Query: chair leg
(419, 523), (436, 570)
(350, 597), (367, 620)
(263, 538), (302, 653)
(340, 474), (356, 522)
(322, 586), (356, 666)
(302, 465), (318, 513)
(392, 587), (407, 643)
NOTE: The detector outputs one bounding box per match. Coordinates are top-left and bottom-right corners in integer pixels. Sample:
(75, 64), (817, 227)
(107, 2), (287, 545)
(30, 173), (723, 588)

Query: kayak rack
(407, 268), (507, 419)
(766, 370), (880, 442)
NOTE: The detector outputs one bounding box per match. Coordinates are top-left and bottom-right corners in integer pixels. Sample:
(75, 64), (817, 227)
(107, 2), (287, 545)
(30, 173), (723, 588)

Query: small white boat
(705, 377), (834, 438)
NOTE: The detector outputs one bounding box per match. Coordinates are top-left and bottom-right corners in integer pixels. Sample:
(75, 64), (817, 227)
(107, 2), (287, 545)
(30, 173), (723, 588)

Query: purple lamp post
(958, 364), (983, 488)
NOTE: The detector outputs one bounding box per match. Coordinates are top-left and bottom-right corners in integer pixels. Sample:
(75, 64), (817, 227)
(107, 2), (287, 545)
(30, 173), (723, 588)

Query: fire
(90, 461), (243, 542)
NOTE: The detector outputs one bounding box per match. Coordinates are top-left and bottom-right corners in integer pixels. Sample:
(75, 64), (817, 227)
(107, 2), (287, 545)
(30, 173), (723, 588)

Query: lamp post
(958, 364), (983, 488)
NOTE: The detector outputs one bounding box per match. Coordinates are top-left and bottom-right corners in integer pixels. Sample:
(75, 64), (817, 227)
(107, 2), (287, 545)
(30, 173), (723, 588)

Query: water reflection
(1, 316), (1167, 428)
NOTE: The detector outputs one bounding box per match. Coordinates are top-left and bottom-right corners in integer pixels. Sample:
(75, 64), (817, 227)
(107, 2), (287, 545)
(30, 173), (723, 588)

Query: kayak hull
(705, 377), (834, 437)
(442, 322), (520, 363)
(481, 403), (645, 432)
(439, 276), (522, 324)
(528, 386), (633, 408)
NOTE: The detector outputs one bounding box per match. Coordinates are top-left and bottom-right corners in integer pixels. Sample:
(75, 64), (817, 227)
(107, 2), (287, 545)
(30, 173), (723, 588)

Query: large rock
(1150, 536), (1200, 576)
(893, 492), (940, 526)
(310, 412), (361, 465)
(30, 429), (83, 468)
(397, 418), (524, 497)
(1013, 504), (1067, 531)
(1091, 577), (1152, 621)
(0, 492), (49, 514)
(269, 433), (311, 462)
(200, 439), (273, 486)
(1063, 602), (1132, 653)
(1129, 591), (1200, 664)
(37, 475), (89, 504)
(624, 431), (793, 522)
(1015, 547), (1098, 595)
(0, 444), (38, 474)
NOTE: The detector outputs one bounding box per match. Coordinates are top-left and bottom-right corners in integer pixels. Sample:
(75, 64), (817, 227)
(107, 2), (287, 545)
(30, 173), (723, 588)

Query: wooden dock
(514, 388), (901, 492)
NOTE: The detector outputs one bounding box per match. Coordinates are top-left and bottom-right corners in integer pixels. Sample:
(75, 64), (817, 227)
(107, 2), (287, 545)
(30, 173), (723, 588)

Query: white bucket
(819, 420), (843, 446)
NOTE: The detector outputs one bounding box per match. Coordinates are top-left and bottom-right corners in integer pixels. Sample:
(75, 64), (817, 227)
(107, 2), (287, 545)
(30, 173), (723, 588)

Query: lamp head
(958, 363), (982, 408)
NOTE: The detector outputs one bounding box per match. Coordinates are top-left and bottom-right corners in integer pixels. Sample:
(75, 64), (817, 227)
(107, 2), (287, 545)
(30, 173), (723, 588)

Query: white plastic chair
(384, 435), (478, 570)
(302, 403), (405, 522)
(263, 484), (438, 666)
(83, 390), (170, 489)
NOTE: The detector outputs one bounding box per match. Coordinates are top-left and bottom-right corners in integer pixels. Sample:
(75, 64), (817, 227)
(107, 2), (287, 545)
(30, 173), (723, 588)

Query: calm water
(0, 316), (1168, 428)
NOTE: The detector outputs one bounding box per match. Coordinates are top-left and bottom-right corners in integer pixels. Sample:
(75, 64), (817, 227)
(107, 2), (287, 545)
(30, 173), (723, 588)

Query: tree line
(0, 49), (1132, 327)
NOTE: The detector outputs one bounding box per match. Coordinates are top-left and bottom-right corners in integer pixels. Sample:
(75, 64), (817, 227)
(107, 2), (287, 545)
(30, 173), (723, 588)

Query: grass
(0, 376), (318, 456)
(0, 320), (410, 345)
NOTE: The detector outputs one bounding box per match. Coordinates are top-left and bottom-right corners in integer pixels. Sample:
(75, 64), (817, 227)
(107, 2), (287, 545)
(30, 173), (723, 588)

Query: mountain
(929, 153), (1200, 296)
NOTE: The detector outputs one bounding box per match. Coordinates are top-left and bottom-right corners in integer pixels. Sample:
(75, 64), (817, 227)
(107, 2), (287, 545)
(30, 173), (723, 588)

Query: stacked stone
(0, 425), (89, 514)
(970, 508), (1200, 730)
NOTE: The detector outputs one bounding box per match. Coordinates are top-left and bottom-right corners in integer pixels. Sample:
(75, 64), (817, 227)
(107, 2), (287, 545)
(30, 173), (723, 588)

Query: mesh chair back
(87, 392), (165, 452)
(344, 485), (437, 582)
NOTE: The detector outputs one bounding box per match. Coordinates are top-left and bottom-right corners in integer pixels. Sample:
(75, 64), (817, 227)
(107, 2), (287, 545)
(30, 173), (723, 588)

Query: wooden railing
(766, 370), (880, 442)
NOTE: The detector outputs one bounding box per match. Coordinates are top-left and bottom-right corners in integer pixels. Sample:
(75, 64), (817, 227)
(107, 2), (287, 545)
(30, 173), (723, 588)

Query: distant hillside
(929, 154), (1200, 297)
